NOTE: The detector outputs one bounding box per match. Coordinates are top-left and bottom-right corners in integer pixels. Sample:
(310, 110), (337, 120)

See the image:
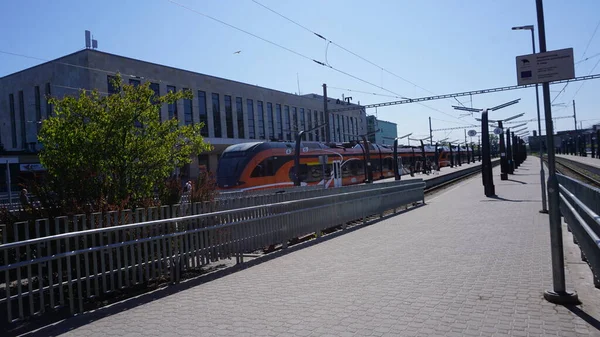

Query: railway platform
(15, 159), (600, 337)
(557, 154), (600, 170)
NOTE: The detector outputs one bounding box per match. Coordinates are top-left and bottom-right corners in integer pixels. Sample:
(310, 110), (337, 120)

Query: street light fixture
(512, 23), (547, 213)
(513, 127), (528, 134)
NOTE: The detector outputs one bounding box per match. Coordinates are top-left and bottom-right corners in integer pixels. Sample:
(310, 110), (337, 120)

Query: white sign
(467, 130), (477, 137)
(493, 127), (503, 135)
(516, 48), (575, 85)
(20, 163), (46, 171)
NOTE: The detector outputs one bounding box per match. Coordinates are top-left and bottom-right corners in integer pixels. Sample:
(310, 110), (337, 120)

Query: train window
(251, 157), (274, 177)
(384, 157), (394, 170)
(251, 156), (291, 178)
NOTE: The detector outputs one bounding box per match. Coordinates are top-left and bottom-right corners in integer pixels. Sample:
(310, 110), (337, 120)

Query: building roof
(1, 49), (322, 100)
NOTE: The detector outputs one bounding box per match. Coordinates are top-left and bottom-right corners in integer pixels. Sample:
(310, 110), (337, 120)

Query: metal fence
(1, 179), (420, 243)
(557, 174), (600, 287)
(0, 179), (425, 323)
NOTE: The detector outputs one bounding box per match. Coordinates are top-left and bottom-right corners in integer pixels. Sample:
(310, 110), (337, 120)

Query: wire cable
(250, 0), (467, 109)
(169, 0), (466, 123)
(552, 18), (600, 103)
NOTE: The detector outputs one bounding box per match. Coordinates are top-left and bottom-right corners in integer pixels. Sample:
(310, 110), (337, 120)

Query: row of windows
(105, 75), (362, 142)
(7, 84), (52, 149)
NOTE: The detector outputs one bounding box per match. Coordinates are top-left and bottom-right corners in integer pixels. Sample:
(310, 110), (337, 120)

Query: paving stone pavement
(32, 159), (600, 336)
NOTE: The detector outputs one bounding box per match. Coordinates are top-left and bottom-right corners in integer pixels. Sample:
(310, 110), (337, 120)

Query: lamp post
(393, 133), (412, 180)
(476, 114), (524, 181)
(513, 24), (548, 213)
(294, 122), (328, 186)
(453, 99), (521, 197)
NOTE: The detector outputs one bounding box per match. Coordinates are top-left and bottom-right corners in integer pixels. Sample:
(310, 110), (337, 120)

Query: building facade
(0, 49), (365, 189)
(366, 116), (397, 145)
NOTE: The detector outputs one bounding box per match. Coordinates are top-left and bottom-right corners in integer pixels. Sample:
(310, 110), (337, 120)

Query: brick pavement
(27, 158), (600, 336)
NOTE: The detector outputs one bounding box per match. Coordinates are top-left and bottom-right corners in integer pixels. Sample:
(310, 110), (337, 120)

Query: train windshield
(217, 151), (248, 187)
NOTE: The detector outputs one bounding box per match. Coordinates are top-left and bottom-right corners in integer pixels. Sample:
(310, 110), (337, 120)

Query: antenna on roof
(85, 30), (99, 50)
(85, 30), (91, 48)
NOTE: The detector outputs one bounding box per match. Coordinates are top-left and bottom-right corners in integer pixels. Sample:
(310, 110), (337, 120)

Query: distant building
(528, 127), (597, 153)
(366, 116), (397, 145)
(0, 49), (366, 191)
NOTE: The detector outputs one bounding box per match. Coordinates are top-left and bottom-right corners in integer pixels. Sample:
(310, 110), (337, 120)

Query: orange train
(216, 141), (465, 191)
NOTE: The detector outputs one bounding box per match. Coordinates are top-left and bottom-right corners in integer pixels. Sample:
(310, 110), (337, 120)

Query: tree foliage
(37, 74), (212, 209)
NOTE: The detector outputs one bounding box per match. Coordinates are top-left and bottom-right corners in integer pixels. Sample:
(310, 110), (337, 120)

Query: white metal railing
(0, 179), (425, 323)
(557, 174), (600, 288)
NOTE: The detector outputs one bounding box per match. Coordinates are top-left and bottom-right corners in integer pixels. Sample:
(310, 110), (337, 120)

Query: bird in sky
(233, 50), (241, 54)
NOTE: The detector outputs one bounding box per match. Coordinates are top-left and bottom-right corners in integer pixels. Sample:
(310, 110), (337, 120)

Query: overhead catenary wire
(249, 0), (471, 118)
(552, 18), (600, 103)
(166, 0), (425, 115)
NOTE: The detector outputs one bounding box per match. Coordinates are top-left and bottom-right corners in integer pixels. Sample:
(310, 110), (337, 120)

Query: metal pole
(449, 144), (454, 168)
(393, 139), (400, 180)
(506, 128), (514, 174)
(536, 0), (578, 305)
(361, 135), (372, 183)
(294, 131), (304, 186)
(323, 84), (330, 143)
(429, 117), (433, 146)
(481, 110), (495, 196)
(527, 28), (549, 212)
(572, 99), (577, 130)
(499, 121), (508, 180)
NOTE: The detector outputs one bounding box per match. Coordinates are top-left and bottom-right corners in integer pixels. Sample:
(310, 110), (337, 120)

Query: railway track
(550, 157), (600, 188)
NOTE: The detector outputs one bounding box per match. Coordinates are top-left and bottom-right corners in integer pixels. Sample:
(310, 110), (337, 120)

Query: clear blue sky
(2, 0), (599, 143)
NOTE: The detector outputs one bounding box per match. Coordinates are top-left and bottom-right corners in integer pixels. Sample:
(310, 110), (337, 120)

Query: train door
(397, 156), (403, 177)
(332, 160), (342, 187)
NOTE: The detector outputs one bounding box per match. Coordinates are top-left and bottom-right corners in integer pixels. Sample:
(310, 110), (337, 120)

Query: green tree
(37, 74), (212, 210)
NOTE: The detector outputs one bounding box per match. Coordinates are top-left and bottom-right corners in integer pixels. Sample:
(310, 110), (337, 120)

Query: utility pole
(536, 0), (578, 305)
(429, 117), (433, 145)
(323, 84), (330, 143)
(573, 100), (577, 130)
(464, 128), (467, 144)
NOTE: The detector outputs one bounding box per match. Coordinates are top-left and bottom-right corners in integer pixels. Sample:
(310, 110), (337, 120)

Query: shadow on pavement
(565, 305), (600, 331)
(481, 195), (541, 203)
(507, 179), (527, 185)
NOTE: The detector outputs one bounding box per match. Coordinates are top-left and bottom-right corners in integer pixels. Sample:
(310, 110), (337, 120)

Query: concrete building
(366, 115), (397, 145)
(0, 49), (365, 190)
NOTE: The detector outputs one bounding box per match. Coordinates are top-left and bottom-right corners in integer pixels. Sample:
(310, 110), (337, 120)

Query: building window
(129, 79), (141, 87)
(18, 91), (26, 148)
(247, 99), (255, 139)
(292, 107), (298, 133)
(276, 104), (283, 140)
(341, 114), (346, 141)
(257, 100), (265, 139)
(236, 97), (245, 139)
(346, 116), (351, 140)
(183, 88), (193, 125)
(212, 93), (222, 138)
(45, 83), (52, 118)
(307, 109), (313, 141)
(350, 117), (354, 140)
(167, 85), (177, 120)
(285, 105), (291, 141)
(314, 110), (319, 141)
(9, 94), (16, 148)
(225, 95), (233, 138)
(34, 86), (41, 133)
(337, 115), (341, 142)
(299, 108), (305, 134)
(320, 111), (325, 141)
(197, 91), (208, 136)
(107, 75), (120, 94)
(267, 102), (274, 140)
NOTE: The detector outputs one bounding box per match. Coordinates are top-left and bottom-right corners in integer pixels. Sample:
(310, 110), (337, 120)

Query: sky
(1, 0), (600, 144)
